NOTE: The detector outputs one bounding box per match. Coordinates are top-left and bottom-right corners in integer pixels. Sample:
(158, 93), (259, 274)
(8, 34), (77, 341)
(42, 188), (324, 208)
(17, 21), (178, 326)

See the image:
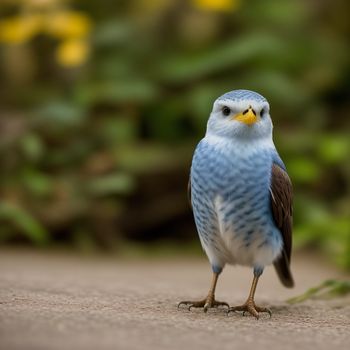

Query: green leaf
(20, 168), (53, 197)
(100, 117), (137, 145)
(0, 202), (49, 245)
(93, 20), (133, 47)
(86, 173), (135, 196)
(158, 33), (286, 82)
(287, 280), (350, 304)
(287, 158), (321, 183)
(20, 133), (44, 162)
(318, 135), (349, 164)
(116, 144), (192, 174)
(34, 100), (86, 127)
(77, 79), (158, 104)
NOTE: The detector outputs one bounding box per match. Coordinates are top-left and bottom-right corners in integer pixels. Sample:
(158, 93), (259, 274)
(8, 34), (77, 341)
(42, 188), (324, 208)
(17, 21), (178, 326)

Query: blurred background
(0, 0), (349, 270)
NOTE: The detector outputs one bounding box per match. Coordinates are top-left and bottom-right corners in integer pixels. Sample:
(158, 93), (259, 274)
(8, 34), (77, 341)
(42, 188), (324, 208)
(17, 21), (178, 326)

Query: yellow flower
(0, 15), (42, 44)
(56, 39), (89, 67)
(192, 0), (240, 11)
(45, 11), (92, 39)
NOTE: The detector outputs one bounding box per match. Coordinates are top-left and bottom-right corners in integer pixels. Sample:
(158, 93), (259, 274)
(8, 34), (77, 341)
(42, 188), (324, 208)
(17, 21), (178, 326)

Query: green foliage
(86, 173), (135, 196)
(0, 202), (49, 245)
(0, 0), (349, 268)
(287, 280), (350, 304)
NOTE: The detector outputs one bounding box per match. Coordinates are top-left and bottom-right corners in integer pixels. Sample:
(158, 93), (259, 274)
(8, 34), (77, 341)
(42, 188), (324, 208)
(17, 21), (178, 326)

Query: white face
(206, 98), (273, 141)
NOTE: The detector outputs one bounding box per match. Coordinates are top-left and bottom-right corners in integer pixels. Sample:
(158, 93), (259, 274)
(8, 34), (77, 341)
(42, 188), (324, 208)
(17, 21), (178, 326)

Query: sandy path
(0, 249), (349, 350)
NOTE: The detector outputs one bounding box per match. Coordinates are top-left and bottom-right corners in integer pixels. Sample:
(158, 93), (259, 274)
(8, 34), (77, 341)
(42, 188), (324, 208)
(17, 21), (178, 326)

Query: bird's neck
(203, 133), (275, 155)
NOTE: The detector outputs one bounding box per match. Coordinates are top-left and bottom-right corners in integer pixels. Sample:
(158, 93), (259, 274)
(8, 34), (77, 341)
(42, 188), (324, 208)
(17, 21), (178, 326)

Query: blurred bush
(0, 0), (349, 268)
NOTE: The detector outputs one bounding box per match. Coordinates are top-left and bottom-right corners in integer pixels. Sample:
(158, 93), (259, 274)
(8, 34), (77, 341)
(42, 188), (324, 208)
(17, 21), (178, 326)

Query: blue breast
(191, 138), (280, 253)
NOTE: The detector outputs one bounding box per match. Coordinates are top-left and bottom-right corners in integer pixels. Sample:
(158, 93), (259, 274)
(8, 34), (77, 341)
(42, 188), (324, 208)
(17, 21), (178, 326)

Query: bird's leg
(178, 271), (229, 312)
(228, 268), (271, 319)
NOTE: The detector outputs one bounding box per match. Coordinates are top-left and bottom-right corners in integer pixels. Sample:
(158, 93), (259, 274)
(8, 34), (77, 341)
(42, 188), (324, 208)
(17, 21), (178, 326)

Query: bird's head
(206, 89), (272, 141)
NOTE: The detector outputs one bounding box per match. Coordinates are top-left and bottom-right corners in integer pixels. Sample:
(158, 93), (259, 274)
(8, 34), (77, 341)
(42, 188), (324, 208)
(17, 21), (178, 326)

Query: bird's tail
(273, 250), (294, 288)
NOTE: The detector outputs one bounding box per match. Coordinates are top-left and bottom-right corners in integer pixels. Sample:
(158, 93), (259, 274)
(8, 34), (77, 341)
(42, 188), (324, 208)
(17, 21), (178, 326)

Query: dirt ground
(0, 249), (349, 350)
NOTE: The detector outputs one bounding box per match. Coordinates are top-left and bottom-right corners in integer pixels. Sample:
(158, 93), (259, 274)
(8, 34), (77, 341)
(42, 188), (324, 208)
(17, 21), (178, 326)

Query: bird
(178, 89), (294, 319)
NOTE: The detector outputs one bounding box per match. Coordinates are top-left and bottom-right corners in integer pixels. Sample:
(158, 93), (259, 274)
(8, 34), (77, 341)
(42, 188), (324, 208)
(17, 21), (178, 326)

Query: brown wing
(270, 164), (294, 288)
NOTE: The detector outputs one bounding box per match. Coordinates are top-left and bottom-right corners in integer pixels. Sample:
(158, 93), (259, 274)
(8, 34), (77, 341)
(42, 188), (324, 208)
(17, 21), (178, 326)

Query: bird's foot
(227, 299), (272, 319)
(178, 295), (229, 313)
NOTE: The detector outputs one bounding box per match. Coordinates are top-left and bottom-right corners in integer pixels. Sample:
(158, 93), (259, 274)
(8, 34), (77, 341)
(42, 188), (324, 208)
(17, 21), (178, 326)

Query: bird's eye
(222, 106), (231, 116)
(260, 108), (266, 118)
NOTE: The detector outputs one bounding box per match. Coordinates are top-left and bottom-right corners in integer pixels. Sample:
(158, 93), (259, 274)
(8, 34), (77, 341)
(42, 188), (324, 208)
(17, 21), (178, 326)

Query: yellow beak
(232, 108), (258, 126)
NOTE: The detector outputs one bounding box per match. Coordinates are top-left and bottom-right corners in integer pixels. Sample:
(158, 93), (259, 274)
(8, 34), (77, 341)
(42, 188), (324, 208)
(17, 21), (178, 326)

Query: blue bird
(178, 89), (294, 319)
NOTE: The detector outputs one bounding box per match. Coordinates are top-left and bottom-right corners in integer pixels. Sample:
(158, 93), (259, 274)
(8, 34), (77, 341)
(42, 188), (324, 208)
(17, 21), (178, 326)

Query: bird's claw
(178, 298), (229, 312)
(227, 300), (272, 319)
